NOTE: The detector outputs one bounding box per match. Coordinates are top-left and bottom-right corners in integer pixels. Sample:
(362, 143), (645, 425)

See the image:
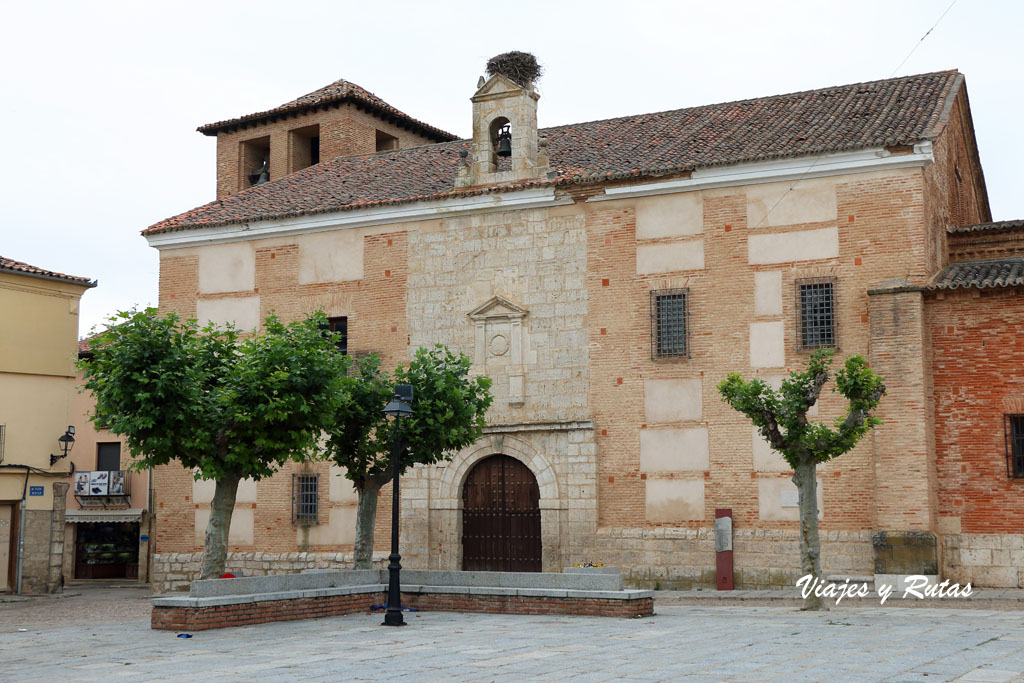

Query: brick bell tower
(456, 52), (551, 188)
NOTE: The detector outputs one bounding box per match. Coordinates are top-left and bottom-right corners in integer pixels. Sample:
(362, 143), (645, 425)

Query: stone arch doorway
(461, 454), (542, 572)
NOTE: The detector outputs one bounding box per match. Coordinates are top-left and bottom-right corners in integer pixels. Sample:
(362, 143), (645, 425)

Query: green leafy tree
(718, 350), (885, 610)
(78, 309), (349, 579)
(325, 345), (493, 569)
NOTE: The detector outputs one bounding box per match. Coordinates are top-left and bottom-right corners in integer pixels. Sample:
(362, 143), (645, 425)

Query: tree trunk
(199, 473), (241, 580)
(353, 476), (387, 569)
(793, 460), (825, 611)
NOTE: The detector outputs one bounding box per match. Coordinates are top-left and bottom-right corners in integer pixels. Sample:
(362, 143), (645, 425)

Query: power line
(891, 0), (958, 78)
(750, 0), (958, 230)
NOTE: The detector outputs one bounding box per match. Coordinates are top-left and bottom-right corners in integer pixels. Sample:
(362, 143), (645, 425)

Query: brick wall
(586, 169), (931, 532)
(151, 590), (651, 630)
(931, 288), (1024, 528)
(152, 226), (409, 560)
(921, 87), (991, 272)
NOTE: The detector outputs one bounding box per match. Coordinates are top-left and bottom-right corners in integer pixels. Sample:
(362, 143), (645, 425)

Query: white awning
(65, 509), (144, 524)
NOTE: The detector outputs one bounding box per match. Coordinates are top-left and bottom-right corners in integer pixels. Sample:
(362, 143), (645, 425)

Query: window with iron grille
(650, 288), (689, 359)
(795, 277), (837, 350)
(1004, 415), (1024, 479)
(292, 473), (319, 524)
(322, 316), (348, 355)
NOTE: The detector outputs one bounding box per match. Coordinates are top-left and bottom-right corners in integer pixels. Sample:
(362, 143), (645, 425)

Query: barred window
(795, 277), (837, 350)
(292, 473), (319, 524)
(650, 288), (689, 359)
(1004, 415), (1024, 479)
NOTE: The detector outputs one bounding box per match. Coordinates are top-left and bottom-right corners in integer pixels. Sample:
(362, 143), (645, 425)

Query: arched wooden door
(461, 454), (542, 572)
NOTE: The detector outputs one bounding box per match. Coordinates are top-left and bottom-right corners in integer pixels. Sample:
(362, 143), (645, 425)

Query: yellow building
(0, 255), (95, 593)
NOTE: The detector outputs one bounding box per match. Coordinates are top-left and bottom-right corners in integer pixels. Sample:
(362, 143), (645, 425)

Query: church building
(142, 58), (1023, 591)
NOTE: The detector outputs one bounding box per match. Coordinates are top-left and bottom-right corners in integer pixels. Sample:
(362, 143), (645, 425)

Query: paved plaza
(2, 586), (1024, 681)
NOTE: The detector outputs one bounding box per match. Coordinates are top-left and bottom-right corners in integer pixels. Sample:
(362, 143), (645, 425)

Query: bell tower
(456, 53), (550, 188)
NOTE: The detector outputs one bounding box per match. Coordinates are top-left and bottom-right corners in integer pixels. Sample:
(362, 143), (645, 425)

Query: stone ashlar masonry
(402, 208), (599, 573)
(595, 528), (872, 589)
(18, 482), (69, 594)
(942, 534), (1024, 589)
(153, 551), (387, 593)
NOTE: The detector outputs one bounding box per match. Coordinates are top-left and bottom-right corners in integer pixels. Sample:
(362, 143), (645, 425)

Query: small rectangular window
(1004, 415), (1024, 479)
(795, 277), (837, 350)
(292, 473), (319, 524)
(97, 442), (121, 471)
(326, 316), (348, 355)
(650, 288), (689, 359)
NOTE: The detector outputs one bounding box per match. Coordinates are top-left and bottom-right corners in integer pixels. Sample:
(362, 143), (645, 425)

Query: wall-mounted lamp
(50, 426), (75, 467)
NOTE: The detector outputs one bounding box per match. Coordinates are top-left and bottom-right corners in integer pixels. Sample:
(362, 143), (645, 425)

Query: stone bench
(151, 569), (653, 630)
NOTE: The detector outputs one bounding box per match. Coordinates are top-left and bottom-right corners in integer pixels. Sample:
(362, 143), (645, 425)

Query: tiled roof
(929, 259), (1024, 290)
(948, 219), (1024, 234)
(197, 78), (458, 142)
(0, 255), (96, 286)
(78, 329), (111, 355)
(148, 70), (962, 236)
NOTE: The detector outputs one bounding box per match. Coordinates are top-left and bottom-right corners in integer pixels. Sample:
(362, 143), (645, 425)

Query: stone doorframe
(429, 433), (564, 572)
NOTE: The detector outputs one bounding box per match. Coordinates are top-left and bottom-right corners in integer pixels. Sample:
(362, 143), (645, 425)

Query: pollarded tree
(717, 349), (885, 610)
(79, 309), (349, 579)
(325, 345), (492, 569)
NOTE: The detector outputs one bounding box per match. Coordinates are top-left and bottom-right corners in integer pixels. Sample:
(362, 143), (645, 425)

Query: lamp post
(382, 384), (414, 627)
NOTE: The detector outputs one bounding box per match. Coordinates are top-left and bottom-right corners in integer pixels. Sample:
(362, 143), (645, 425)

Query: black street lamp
(50, 426), (76, 467)
(382, 384), (414, 627)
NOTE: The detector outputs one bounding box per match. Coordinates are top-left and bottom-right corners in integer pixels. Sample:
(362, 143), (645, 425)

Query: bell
(496, 125), (512, 157)
(248, 159), (270, 186)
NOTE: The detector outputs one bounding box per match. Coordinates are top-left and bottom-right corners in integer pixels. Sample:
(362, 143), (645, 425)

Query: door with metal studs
(461, 454), (542, 572)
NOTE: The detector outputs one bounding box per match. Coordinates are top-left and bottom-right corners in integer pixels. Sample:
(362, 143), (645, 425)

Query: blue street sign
(29, 486), (44, 496)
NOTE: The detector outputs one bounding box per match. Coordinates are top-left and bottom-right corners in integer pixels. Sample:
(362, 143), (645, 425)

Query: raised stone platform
(151, 569), (653, 630)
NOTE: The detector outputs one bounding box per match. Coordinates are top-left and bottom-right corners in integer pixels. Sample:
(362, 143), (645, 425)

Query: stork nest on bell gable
(486, 52), (543, 88)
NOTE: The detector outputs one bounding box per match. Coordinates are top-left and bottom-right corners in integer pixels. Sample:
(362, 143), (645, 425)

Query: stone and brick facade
(142, 65), (1022, 591)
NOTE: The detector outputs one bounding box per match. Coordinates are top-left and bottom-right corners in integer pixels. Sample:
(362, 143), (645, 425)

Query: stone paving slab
(658, 587), (1024, 610)
(4, 598), (1024, 681)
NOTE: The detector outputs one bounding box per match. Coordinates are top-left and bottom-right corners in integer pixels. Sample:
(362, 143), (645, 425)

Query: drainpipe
(15, 468), (29, 594)
(146, 467), (154, 583)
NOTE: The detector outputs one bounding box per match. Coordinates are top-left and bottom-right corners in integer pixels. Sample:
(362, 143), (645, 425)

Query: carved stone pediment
(469, 295), (528, 406)
(472, 73), (533, 102)
(468, 295), (528, 321)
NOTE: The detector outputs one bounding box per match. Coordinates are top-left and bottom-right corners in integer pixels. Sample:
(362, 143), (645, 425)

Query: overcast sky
(2, 0), (1020, 337)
